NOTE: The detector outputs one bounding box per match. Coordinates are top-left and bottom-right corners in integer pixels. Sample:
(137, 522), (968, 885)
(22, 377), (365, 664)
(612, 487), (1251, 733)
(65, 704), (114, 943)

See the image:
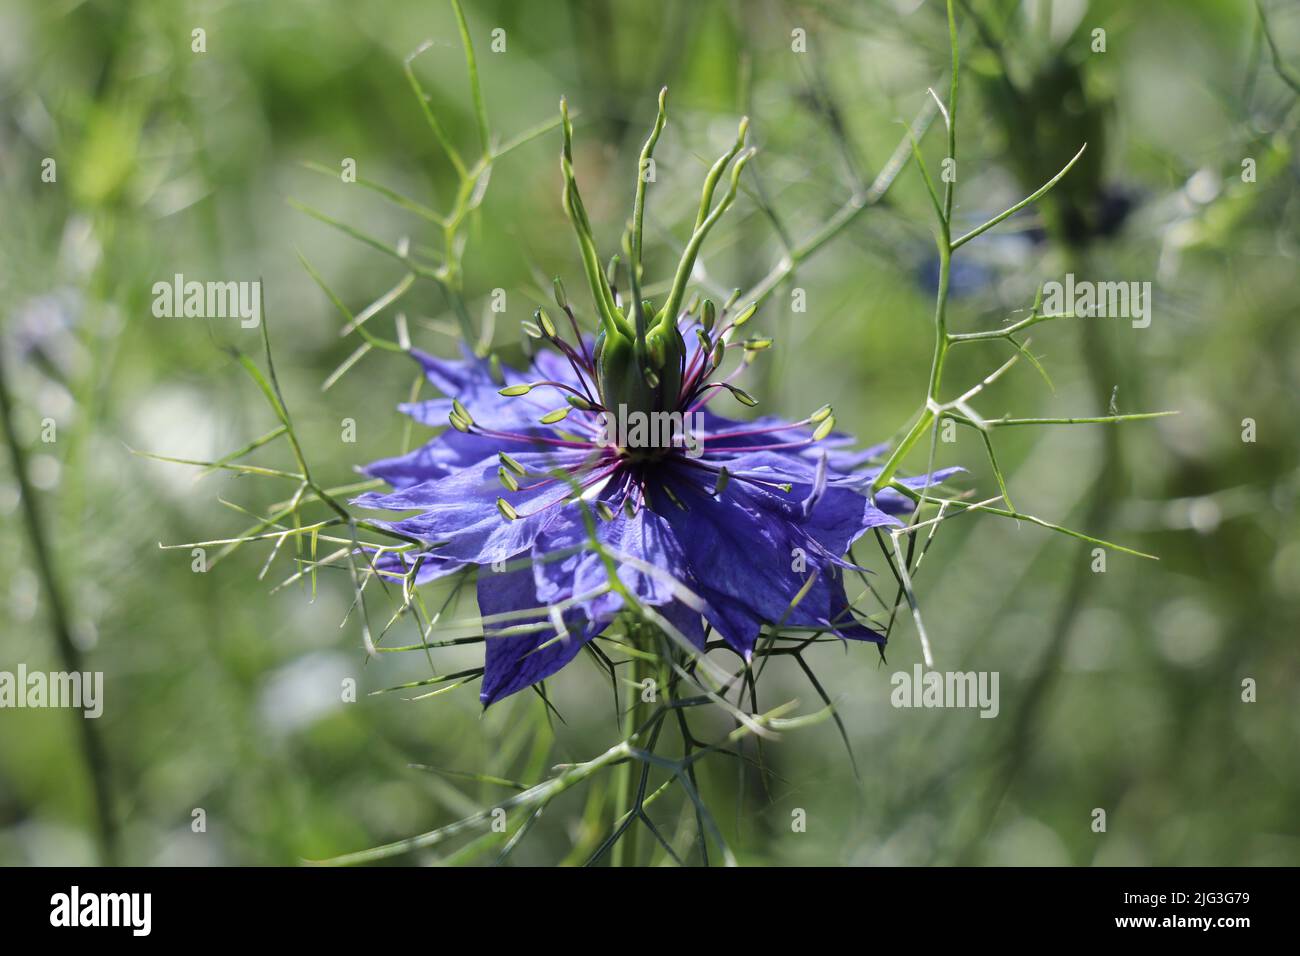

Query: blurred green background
(1, 0), (1297, 866)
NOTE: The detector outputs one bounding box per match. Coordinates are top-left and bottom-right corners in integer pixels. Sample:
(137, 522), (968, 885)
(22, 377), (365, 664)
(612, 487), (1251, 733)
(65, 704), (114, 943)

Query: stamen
(700, 437), (819, 453)
(731, 301), (758, 327)
(469, 424), (597, 450)
(704, 418), (814, 442)
(513, 450), (614, 492)
(507, 462), (621, 519)
(500, 379), (597, 405)
(551, 341), (600, 404)
(448, 398), (473, 433)
(677, 456), (796, 493)
(685, 360), (753, 412)
(692, 381), (757, 407)
(551, 279), (595, 371)
(536, 307), (558, 339)
(661, 484), (688, 511)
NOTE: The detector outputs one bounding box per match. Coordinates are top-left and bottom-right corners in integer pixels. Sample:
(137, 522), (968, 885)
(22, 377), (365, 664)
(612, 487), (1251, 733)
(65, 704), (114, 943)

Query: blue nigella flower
(352, 93), (957, 705)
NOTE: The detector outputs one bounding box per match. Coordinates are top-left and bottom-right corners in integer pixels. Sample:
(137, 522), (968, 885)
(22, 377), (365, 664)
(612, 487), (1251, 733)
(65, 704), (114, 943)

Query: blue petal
(651, 471), (880, 656)
(404, 346), (594, 433)
(352, 450), (599, 564)
(370, 548), (469, 586)
(530, 499), (709, 648)
(361, 428), (517, 489)
(692, 450), (901, 556)
(478, 562), (600, 705)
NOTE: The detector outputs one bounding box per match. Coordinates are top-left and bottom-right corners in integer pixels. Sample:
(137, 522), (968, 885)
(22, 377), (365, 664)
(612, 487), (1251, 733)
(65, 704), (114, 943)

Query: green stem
(0, 349), (118, 865)
(871, 202), (952, 495)
(615, 625), (651, 866)
(740, 98), (938, 310)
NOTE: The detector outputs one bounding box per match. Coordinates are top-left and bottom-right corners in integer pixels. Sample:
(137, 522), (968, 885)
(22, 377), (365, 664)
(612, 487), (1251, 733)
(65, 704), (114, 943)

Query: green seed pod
(595, 327), (654, 419)
(646, 330), (666, 369)
(644, 321), (685, 410)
